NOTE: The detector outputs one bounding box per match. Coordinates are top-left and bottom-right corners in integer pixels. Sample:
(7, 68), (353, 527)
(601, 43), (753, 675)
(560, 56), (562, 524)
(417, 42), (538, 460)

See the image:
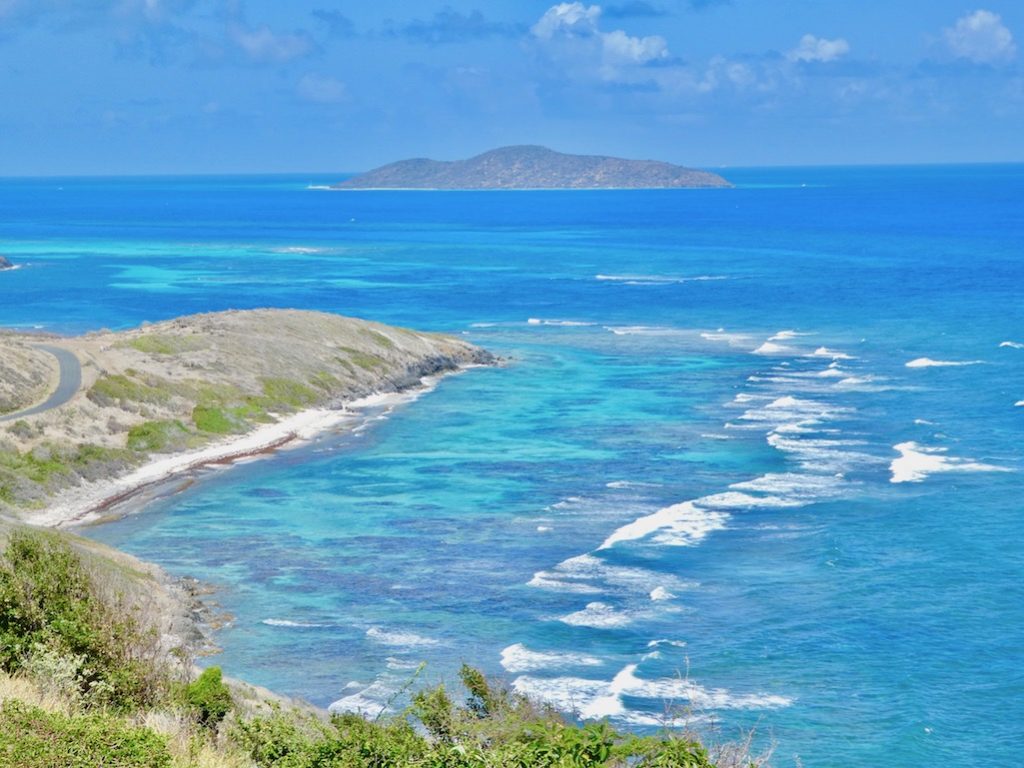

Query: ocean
(1, 165), (1021, 766)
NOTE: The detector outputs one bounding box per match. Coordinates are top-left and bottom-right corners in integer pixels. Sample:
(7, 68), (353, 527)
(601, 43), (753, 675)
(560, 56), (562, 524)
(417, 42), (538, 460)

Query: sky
(1, 1), (1022, 174)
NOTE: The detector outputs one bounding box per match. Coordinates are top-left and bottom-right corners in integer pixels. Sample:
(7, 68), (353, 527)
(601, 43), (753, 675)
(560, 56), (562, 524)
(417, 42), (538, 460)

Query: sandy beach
(27, 375), (453, 530)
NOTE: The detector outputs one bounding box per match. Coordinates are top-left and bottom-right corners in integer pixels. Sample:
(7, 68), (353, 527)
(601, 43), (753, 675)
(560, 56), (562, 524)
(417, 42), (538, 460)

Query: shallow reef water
(2, 165), (1022, 766)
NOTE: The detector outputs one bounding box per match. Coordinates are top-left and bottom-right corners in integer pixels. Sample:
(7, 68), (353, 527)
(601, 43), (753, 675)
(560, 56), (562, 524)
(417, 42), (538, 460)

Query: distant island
(333, 145), (731, 190)
(0, 255), (15, 271)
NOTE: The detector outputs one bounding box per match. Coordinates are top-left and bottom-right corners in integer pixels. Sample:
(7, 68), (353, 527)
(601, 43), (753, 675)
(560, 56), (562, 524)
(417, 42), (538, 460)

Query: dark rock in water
(334, 145), (731, 190)
(0, 256), (13, 271)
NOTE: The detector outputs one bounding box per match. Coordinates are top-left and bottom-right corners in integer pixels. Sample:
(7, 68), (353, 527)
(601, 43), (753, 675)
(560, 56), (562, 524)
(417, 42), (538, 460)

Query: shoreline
(27, 371), (459, 530)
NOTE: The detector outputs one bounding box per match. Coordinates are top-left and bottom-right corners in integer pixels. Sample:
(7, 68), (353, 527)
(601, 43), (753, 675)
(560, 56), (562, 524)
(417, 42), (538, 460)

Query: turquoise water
(1, 167), (1022, 766)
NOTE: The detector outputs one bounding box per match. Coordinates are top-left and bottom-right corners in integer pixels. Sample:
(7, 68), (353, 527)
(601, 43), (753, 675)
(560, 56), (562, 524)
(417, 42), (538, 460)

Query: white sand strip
(28, 372), (461, 529)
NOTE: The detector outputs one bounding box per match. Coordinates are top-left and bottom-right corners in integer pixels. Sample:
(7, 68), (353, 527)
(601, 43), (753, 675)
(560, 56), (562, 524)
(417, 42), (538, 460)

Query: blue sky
(1, 1), (1021, 174)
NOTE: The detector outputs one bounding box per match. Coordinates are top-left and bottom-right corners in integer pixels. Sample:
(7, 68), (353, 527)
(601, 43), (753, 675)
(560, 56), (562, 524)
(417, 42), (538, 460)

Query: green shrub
(0, 700), (171, 768)
(127, 420), (189, 452)
(259, 378), (318, 410)
(192, 405), (235, 434)
(0, 444), (134, 506)
(87, 373), (175, 408)
(123, 334), (207, 356)
(337, 348), (383, 371)
(411, 684), (456, 742)
(361, 329), (395, 349)
(0, 530), (165, 710)
(235, 667), (721, 768)
(185, 666), (233, 729)
(235, 708), (428, 768)
(309, 371), (341, 392)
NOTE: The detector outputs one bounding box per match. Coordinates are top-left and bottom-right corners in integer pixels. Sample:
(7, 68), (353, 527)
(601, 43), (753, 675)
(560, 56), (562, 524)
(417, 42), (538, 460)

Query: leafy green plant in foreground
(236, 665), (720, 768)
(0, 699), (171, 768)
(184, 665), (233, 729)
(0, 530), (165, 711)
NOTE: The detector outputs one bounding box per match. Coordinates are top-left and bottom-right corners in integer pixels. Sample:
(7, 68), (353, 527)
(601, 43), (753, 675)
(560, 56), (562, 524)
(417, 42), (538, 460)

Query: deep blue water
(1, 167), (1022, 766)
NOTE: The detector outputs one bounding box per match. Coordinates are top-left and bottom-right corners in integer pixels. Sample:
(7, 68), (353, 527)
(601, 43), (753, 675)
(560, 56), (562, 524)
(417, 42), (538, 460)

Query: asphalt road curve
(0, 344), (82, 423)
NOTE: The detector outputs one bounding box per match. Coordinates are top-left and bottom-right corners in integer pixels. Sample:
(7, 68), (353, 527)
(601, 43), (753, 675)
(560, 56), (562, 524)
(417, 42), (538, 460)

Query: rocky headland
(333, 145), (731, 190)
(0, 256), (15, 271)
(0, 309), (492, 526)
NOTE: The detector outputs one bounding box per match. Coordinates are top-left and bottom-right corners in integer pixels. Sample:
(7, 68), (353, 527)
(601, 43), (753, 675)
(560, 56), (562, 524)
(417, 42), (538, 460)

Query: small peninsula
(334, 145), (731, 190)
(0, 256), (15, 271)
(0, 309), (491, 526)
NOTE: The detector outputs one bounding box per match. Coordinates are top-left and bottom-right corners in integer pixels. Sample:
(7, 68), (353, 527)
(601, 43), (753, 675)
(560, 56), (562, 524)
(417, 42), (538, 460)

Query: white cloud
(944, 9), (1016, 64)
(532, 2), (669, 79)
(531, 2), (601, 39)
(229, 21), (313, 63)
(297, 73), (347, 104)
(787, 34), (850, 63)
(601, 28), (668, 65)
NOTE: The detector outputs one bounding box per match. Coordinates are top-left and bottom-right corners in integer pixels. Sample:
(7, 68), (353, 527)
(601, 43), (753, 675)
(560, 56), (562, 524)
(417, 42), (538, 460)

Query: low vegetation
(1, 310), (491, 516)
(121, 334), (209, 356)
(0, 442), (135, 508)
(0, 528), (766, 767)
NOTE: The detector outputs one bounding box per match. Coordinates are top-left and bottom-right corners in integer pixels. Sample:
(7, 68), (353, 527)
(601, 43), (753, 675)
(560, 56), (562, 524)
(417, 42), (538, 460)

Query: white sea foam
(769, 330), (814, 341)
(1016, 401), (1024, 407)
(261, 618), (327, 628)
(605, 480), (661, 489)
(385, 657), (423, 671)
(999, 341), (1024, 349)
(533, 554), (691, 595)
(560, 602), (633, 628)
(273, 246), (325, 254)
(366, 627), (440, 648)
(527, 318), (594, 327)
(700, 330), (754, 347)
(695, 491), (802, 509)
(537, 525), (553, 532)
(808, 346), (855, 360)
(512, 664), (791, 722)
(329, 678), (396, 716)
(527, 574), (604, 594)
(816, 368), (846, 378)
(738, 396), (852, 429)
(550, 496), (584, 509)
(731, 393), (768, 404)
(767, 433), (878, 472)
(649, 586), (676, 601)
(597, 501), (728, 550)
(604, 325), (686, 337)
(730, 472), (845, 499)
(890, 442), (1011, 483)
(905, 357), (983, 368)
(647, 639), (687, 649)
(500, 643), (604, 673)
(596, 274), (727, 285)
(834, 376), (873, 388)
(753, 341), (796, 356)
(914, 418), (935, 425)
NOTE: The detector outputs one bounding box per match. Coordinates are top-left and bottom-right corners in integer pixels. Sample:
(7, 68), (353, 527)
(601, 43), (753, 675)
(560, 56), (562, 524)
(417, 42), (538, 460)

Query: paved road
(0, 344), (82, 423)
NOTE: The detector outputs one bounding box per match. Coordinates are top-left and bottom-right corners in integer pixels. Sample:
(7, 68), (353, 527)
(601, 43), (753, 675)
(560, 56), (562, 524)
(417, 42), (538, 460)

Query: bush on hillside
(236, 665), (719, 768)
(0, 699), (171, 768)
(0, 530), (166, 710)
(184, 666), (233, 729)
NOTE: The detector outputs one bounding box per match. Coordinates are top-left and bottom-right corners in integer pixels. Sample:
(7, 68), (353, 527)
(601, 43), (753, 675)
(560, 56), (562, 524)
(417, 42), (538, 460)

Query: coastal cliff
(0, 309), (492, 521)
(334, 145), (731, 190)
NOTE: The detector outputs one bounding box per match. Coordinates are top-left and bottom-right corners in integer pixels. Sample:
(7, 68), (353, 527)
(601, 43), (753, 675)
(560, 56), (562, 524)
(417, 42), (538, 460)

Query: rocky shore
(0, 309), (493, 526)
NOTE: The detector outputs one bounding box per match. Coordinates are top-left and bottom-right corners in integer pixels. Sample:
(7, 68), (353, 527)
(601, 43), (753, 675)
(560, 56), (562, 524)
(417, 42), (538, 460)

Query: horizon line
(2, 159), (1023, 180)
